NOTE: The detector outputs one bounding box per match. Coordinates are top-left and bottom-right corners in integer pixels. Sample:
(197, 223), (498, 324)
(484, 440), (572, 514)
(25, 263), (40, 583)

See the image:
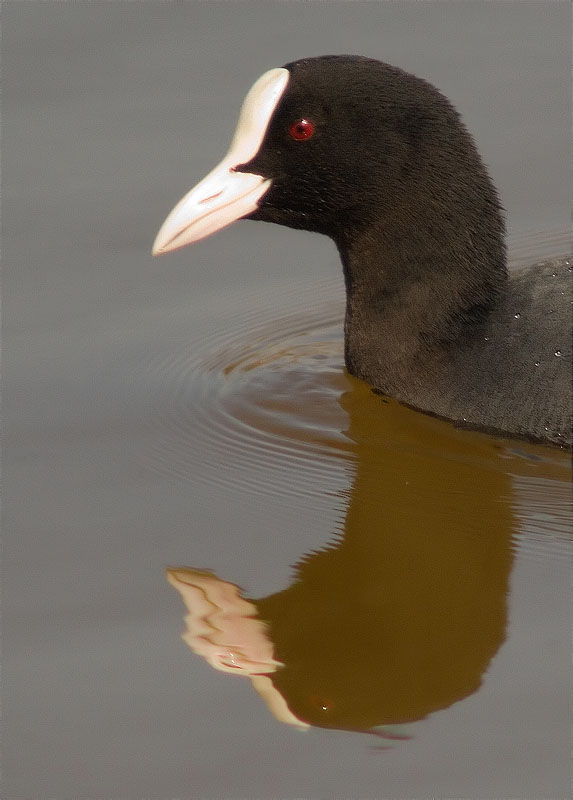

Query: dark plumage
(242, 57), (572, 446)
(155, 55), (572, 446)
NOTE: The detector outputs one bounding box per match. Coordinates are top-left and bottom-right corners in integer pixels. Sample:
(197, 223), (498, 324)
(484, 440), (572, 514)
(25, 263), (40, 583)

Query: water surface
(3, 3), (571, 798)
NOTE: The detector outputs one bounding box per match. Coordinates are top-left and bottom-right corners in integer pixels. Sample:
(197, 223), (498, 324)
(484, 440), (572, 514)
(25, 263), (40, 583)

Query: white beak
(152, 67), (289, 255)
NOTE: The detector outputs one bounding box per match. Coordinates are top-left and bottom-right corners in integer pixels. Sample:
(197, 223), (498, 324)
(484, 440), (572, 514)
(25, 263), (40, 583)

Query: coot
(153, 56), (572, 446)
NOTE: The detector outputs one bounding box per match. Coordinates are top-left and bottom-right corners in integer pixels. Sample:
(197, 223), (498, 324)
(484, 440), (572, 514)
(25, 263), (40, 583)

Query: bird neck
(336, 217), (507, 392)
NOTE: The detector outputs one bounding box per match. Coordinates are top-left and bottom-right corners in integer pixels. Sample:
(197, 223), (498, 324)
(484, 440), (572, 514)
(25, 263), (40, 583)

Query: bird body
(153, 56), (572, 447)
(348, 257), (569, 445)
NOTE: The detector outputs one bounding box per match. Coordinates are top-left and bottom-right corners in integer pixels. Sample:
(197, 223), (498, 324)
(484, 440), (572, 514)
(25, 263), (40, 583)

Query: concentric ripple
(140, 274), (353, 508)
(138, 229), (572, 555)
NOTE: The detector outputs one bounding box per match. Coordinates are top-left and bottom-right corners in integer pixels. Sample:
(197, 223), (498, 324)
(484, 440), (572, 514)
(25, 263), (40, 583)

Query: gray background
(3, 2), (571, 798)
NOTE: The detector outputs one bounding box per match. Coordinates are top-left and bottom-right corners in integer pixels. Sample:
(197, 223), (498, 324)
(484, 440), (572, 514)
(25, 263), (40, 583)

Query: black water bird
(153, 56), (572, 446)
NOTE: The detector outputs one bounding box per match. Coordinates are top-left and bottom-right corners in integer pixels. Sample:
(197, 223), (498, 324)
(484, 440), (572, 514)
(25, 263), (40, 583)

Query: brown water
(164, 259), (571, 724)
(4, 3), (571, 798)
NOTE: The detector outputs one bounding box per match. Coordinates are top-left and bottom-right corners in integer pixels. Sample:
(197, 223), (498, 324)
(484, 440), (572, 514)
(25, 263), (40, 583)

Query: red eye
(309, 694), (333, 712)
(289, 118), (315, 141)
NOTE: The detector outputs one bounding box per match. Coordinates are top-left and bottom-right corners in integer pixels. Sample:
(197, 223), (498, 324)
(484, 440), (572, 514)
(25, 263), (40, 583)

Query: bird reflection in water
(167, 379), (569, 735)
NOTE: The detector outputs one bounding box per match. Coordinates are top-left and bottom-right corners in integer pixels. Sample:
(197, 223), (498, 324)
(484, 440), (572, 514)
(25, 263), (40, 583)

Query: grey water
(3, 3), (571, 798)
